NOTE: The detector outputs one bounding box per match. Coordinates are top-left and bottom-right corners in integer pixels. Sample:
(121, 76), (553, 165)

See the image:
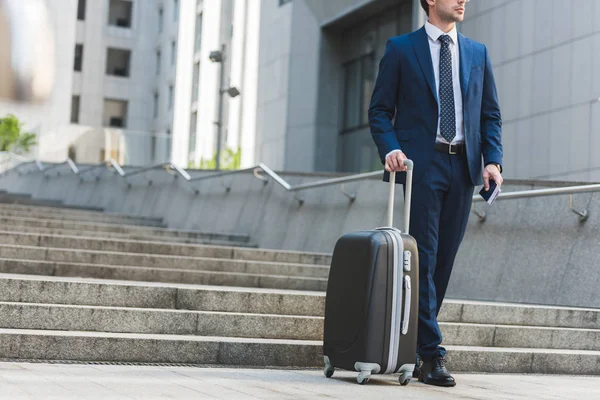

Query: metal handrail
(167, 163), (191, 180)
(108, 159), (125, 177)
(471, 183), (600, 202)
(66, 158), (79, 174)
(5, 157), (600, 221)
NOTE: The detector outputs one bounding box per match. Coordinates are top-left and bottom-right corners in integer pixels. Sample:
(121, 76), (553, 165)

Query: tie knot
(439, 35), (451, 45)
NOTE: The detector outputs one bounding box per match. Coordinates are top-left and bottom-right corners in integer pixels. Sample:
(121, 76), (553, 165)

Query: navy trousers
(404, 148), (474, 361)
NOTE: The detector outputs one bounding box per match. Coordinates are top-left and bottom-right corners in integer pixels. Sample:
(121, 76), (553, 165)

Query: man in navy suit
(368, 0), (503, 387)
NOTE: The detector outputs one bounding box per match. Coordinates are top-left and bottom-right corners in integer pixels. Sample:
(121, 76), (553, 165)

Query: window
(106, 48), (131, 77)
(103, 99), (128, 128)
(108, 0), (133, 28)
(77, 0), (86, 20)
(188, 111), (197, 161)
(71, 95), (80, 123)
(68, 146), (77, 162)
(153, 92), (159, 118)
(342, 53), (375, 131)
(171, 41), (177, 65)
(194, 13), (203, 53)
(156, 50), (161, 75)
(158, 7), (163, 33)
(150, 135), (157, 163)
(192, 62), (199, 102)
(74, 44), (83, 71)
(168, 85), (174, 110)
(173, 0), (179, 21)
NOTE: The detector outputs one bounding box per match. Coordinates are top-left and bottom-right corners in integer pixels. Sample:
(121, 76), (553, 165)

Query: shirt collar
(425, 20), (458, 44)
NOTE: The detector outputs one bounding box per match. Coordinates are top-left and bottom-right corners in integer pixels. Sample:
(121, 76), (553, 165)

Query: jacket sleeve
(480, 44), (503, 169)
(368, 39), (402, 164)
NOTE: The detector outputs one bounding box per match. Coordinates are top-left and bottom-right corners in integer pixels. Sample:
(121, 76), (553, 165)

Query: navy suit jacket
(368, 26), (503, 186)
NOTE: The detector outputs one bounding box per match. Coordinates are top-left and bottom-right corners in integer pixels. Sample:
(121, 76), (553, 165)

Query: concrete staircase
(0, 195), (598, 375)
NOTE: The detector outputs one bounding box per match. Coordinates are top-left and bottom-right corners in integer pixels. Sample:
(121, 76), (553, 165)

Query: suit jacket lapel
(410, 27), (438, 103)
(458, 33), (472, 99)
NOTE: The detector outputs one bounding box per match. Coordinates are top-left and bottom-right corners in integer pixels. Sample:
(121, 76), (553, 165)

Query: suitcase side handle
(388, 159), (413, 233)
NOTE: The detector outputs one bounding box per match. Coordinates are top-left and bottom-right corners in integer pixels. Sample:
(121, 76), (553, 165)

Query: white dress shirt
(386, 21), (464, 160)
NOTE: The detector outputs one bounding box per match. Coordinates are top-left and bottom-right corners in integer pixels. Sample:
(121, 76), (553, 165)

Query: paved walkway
(0, 362), (598, 399)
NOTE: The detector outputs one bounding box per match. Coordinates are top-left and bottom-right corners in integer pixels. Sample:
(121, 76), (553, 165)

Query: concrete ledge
(0, 246), (329, 278)
(0, 302), (323, 340)
(0, 226), (258, 247)
(0, 231), (330, 265)
(1, 275), (599, 327)
(439, 300), (600, 329)
(0, 275), (326, 316)
(441, 323), (600, 351)
(0, 329), (322, 367)
(0, 259), (328, 291)
(0, 209), (165, 227)
(446, 346), (600, 375)
(0, 196), (103, 211)
(0, 203), (162, 222)
(1, 302), (599, 349)
(0, 328), (598, 373)
(0, 216), (251, 243)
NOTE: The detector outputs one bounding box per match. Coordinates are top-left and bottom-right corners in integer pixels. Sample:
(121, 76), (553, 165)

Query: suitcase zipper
(382, 229), (404, 374)
(401, 275), (411, 335)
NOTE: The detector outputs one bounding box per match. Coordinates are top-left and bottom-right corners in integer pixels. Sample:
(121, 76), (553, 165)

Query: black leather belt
(435, 141), (465, 155)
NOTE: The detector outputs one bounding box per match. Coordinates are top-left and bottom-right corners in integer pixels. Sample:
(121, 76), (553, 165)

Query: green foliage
(0, 114), (37, 154)
(195, 146), (241, 170)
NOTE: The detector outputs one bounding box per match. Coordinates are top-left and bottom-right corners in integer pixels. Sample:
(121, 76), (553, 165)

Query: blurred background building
(1, 0), (599, 181)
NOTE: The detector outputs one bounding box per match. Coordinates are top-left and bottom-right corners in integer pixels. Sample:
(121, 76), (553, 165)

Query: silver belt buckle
(448, 143), (457, 155)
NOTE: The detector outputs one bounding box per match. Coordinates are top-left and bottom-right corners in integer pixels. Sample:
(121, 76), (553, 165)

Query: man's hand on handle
(385, 150), (408, 172)
(483, 164), (503, 191)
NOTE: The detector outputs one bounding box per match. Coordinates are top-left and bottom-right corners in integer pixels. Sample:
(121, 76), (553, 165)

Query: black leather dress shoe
(418, 357), (456, 387)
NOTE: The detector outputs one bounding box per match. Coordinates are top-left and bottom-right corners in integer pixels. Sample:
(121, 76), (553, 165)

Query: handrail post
(569, 194), (589, 222)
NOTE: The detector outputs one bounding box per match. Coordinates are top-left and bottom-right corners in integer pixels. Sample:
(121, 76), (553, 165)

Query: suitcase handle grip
(388, 159), (413, 233)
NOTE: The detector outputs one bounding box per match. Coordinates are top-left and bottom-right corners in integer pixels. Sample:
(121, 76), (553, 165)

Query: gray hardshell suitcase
(323, 161), (419, 385)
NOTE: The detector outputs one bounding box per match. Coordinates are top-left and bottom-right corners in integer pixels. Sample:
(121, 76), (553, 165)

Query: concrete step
(440, 322), (600, 351)
(0, 215), (251, 243)
(0, 209), (165, 227)
(0, 226), (258, 247)
(0, 195), (103, 211)
(0, 274), (325, 316)
(0, 302), (322, 340)
(0, 328), (321, 367)
(0, 328), (598, 374)
(438, 299), (600, 330)
(2, 274), (600, 330)
(0, 231), (329, 265)
(0, 258), (327, 291)
(445, 346), (600, 375)
(0, 245), (329, 278)
(2, 301), (598, 350)
(0, 202), (161, 223)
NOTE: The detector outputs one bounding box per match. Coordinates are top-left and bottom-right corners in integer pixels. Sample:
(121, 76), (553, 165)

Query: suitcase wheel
(357, 371), (371, 385)
(323, 356), (334, 378)
(399, 374), (411, 386)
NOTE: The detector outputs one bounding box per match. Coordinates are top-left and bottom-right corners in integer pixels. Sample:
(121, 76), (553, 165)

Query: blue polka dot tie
(439, 34), (456, 143)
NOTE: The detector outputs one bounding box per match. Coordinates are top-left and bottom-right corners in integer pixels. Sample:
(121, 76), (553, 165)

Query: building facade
(2, 0), (599, 182)
(240, 0), (600, 181)
(0, 0), (178, 166)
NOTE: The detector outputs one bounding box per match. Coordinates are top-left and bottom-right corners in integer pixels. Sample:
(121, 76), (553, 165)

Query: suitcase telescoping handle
(387, 159), (414, 233)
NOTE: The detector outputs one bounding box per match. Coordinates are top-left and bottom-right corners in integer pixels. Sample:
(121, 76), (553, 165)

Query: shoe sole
(418, 376), (456, 387)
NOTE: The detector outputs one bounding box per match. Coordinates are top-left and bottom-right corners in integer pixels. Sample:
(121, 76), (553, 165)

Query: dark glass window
(71, 95), (80, 123)
(77, 0), (86, 20)
(74, 44), (84, 71)
(342, 53), (375, 132)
